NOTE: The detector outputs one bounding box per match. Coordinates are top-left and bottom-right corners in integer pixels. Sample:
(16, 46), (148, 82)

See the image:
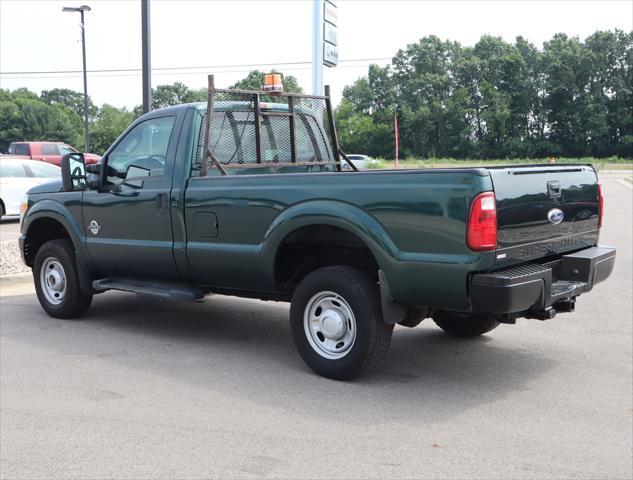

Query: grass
(366, 157), (633, 171)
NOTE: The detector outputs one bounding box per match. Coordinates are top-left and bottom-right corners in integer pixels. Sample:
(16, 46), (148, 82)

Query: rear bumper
(470, 245), (616, 315)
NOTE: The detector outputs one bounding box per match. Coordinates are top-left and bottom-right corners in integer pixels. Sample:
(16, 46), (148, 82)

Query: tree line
(337, 30), (632, 159)
(1, 31), (631, 159)
(0, 71), (303, 155)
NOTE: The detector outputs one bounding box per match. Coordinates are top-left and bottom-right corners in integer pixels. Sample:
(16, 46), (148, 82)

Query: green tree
(151, 82), (205, 109)
(41, 88), (97, 121)
(91, 104), (135, 155)
(542, 33), (595, 156)
(338, 30), (632, 160)
(0, 89), (83, 152)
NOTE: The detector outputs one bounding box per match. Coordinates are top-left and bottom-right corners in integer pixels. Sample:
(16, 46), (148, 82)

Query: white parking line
(616, 179), (632, 189)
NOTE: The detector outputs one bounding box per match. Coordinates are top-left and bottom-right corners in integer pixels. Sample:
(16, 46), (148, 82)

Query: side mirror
(61, 153), (87, 191)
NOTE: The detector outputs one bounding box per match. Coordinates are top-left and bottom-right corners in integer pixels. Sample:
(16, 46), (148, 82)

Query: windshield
(27, 161), (61, 178)
(58, 144), (77, 155)
(0, 162), (28, 177)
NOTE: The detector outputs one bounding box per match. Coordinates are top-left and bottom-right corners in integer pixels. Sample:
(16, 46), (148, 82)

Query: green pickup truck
(19, 80), (615, 379)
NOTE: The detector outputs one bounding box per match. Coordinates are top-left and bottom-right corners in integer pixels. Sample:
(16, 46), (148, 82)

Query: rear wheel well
(275, 225), (379, 294)
(24, 218), (72, 266)
(0, 198), (5, 216)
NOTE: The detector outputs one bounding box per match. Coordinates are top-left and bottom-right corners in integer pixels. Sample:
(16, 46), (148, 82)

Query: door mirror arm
(85, 163), (101, 175)
(110, 183), (140, 197)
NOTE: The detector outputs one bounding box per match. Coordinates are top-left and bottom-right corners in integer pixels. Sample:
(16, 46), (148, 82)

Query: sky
(1, 0), (632, 109)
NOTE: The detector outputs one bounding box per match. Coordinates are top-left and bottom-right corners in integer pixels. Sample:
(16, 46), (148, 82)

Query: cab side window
(40, 143), (58, 155)
(105, 116), (175, 185)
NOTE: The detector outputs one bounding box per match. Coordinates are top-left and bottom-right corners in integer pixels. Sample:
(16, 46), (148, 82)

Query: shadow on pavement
(1, 291), (557, 426)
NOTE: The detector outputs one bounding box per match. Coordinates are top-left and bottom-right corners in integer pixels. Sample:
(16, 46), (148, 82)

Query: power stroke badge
(88, 220), (101, 235)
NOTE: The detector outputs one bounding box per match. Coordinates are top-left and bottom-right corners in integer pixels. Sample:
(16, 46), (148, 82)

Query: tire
(432, 310), (500, 338)
(398, 307), (428, 328)
(290, 266), (393, 380)
(33, 239), (92, 319)
(0, 200), (5, 218)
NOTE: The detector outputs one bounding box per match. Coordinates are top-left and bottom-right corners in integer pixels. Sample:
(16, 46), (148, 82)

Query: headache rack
(200, 74), (358, 176)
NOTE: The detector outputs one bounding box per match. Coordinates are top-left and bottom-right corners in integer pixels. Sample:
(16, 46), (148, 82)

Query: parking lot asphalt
(0, 178), (631, 479)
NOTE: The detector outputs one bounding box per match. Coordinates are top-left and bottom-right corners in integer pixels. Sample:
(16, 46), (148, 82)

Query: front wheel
(33, 239), (92, 319)
(290, 266), (393, 380)
(432, 311), (499, 338)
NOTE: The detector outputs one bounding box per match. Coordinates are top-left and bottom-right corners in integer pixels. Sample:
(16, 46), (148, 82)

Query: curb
(0, 272), (32, 288)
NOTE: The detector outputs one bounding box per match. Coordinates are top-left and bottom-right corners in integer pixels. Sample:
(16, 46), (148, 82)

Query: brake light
(467, 192), (497, 251)
(598, 183), (604, 228)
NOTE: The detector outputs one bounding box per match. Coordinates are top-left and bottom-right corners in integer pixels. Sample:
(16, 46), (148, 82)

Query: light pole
(141, 0), (151, 113)
(62, 5), (91, 152)
(311, 0), (324, 96)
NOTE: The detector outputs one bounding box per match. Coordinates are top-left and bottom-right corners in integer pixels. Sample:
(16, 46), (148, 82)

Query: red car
(6, 142), (101, 166)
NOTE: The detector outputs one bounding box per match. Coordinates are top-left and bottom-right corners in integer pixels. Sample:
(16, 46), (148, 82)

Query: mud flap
(378, 270), (406, 325)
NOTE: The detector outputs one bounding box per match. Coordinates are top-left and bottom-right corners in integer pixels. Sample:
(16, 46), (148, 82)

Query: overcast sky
(1, 0), (631, 109)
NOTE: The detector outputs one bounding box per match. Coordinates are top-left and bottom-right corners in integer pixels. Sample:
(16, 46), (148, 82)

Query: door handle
(156, 193), (168, 215)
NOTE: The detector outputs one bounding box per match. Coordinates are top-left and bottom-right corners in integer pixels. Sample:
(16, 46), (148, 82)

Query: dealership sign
(322, 0), (338, 67)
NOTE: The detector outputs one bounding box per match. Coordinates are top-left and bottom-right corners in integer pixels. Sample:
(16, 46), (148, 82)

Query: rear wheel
(33, 239), (92, 319)
(432, 311), (499, 338)
(290, 266), (393, 380)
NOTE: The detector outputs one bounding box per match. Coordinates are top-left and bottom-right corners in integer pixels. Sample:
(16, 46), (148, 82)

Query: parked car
(6, 141), (100, 166)
(19, 79), (615, 380)
(342, 154), (371, 170)
(0, 158), (60, 218)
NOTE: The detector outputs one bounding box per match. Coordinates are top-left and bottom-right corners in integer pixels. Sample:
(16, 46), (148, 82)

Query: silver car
(342, 154), (371, 171)
(0, 158), (60, 217)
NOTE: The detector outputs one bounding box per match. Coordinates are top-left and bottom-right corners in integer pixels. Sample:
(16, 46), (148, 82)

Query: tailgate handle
(547, 180), (562, 198)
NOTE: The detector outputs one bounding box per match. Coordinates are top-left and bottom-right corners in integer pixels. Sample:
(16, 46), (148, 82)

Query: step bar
(93, 278), (204, 301)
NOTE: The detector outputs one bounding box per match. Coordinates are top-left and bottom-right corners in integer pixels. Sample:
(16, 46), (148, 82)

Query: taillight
(598, 183), (604, 228)
(467, 192), (497, 251)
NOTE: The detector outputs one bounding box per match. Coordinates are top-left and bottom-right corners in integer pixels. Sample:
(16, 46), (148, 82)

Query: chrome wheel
(303, 291), (356, 360)
(40, 257), (67, 305)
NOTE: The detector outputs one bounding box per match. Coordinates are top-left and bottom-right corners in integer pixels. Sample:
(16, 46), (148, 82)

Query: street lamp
(62, 5), (91, 152)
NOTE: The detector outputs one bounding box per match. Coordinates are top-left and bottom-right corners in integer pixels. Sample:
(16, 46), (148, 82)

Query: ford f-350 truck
(19, 77), (615, 379)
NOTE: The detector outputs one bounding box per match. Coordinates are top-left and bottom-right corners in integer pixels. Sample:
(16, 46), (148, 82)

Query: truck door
(82, 114), (180, 279)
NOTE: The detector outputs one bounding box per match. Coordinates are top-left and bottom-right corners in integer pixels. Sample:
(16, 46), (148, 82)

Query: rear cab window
(192, 107), (335, 176)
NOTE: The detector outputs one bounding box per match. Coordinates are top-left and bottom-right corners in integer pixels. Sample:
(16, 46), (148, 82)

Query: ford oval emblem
(547, 208), (564, 225)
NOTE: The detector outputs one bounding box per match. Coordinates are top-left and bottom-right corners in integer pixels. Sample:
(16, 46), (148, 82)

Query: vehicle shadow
(1, 291), (557, 426)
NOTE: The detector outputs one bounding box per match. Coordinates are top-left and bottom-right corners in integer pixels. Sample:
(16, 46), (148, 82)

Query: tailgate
(489, 165), (600, 266)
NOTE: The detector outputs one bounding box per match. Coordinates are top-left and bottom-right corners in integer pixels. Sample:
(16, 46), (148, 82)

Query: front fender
(22, 198), (85, 248)
(21, 197), (95, 295)
(261, 199), (402, 276)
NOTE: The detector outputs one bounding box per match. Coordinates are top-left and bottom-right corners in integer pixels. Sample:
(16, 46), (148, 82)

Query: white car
(0, 158), (60, 218)
(342, 154), (372, 171)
